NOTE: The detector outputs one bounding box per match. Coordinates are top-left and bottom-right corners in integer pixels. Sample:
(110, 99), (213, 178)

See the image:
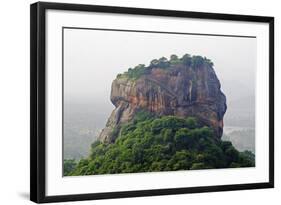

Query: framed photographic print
(30, 2), (274, 203)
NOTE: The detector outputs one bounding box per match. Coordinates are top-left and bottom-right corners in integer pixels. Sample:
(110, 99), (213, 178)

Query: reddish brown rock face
(99, 63), (227, 143)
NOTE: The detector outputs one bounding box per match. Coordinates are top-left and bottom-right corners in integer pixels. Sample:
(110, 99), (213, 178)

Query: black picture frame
(30, 2), (274, 203)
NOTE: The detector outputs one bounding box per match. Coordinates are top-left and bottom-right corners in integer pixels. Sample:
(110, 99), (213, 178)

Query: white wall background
(0, 0), (278, 204)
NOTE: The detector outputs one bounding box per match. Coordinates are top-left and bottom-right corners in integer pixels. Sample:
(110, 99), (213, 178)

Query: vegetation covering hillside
(64, 112), (254, 176)
(117, 54), (214, 80)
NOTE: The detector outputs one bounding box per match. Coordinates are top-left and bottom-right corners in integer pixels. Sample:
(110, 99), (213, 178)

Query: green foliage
(116, 53), (215, 80)
(66, 115), (255, 176)
(149, 57), (170, 68)
(126, 64), (147, 79)
(63, 159), (77, 176)
(150, 59), (159, 67)
(191, 55), (205, 67)
(204, 57), (214, 67)
(158, 57), (170, 68)
(181, 54), (192, 66)
(190, 162), (212, 170)
(170, 54), (181, 65)
(133, 110), (155, 123)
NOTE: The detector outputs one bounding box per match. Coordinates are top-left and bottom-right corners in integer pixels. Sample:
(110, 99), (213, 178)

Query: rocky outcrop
(98, 57), (227, 143)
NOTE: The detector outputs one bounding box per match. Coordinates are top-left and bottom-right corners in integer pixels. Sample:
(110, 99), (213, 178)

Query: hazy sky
(64, 28), (256, 111)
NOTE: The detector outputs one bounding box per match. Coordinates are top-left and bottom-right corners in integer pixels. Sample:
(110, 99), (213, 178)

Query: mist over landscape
(63, 29), (256, 159)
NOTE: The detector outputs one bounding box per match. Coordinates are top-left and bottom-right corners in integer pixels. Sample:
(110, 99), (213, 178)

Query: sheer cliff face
(99, 63), (227, 143)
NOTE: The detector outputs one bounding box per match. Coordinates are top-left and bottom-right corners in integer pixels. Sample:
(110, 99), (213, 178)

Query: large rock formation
(98, 56), (227, 143)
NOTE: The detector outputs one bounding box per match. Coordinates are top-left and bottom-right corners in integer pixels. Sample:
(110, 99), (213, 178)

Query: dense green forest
(64, 111), (254, 176)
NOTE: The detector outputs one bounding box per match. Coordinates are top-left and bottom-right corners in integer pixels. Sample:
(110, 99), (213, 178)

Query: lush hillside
(65, 112), (254, 176)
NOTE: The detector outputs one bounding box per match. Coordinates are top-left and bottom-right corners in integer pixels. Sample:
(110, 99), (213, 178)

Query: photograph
(30, 2), (274, 203)
(0, 0), (278, 204)
(63, 28), (256, 176)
